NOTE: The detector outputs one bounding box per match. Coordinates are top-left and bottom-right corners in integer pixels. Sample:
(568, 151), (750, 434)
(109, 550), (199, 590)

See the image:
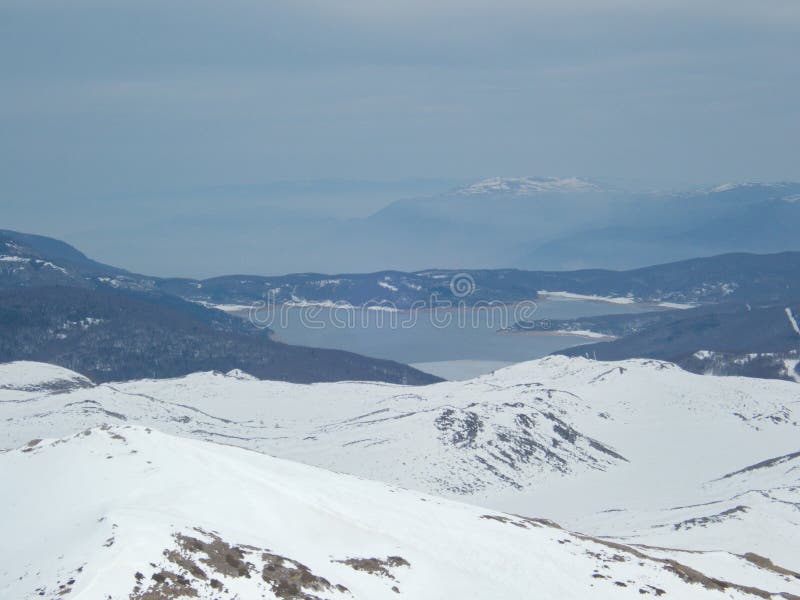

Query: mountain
(0, 229), (125, 277)
(356, 176), (623, 271)
(6, 425), (798, 599)
(169, 250), (800, 311)
(5, 228), (800, 310)
(452, 176), (603, 195)
(520, 182), (800, 269)
(0, 286), (439, 385)
(134, 250), (800, 311)
(0, 229), (155, 292)
(11, 179), (799, 277)
(18, 179), (800, 276)
(534, 303), (800, 381)
(362, 179), (800, 272)
(4, 356), (799, 573)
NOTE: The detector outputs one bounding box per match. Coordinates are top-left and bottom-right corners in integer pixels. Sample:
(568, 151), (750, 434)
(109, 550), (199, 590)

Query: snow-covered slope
(3, 358), (796, 500)
(2, 357), (800, 580)
(572, 447), (800, 569)
(0, 359), (641, 497)
(0, 361), (93, 399)
(3, 425), (799, 600)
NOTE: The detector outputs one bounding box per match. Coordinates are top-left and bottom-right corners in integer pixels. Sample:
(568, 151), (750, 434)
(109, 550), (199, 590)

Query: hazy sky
(1, 0), (799, 274)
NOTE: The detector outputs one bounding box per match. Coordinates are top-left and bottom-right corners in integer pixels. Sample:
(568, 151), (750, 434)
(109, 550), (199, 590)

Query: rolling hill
(5, 425), (798, 599)
(3, 357), (798, 571)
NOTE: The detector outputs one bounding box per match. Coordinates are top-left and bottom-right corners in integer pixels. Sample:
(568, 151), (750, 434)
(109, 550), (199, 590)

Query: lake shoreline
(218, 298), (649, 380)
(217, 294), (693, 317)
(496, 328), (618, 341)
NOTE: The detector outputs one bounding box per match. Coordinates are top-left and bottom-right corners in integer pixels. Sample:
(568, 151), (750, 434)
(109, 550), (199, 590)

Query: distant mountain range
(26, 178), (800, 277)
(337, 179), (800, 273)
(4, 228), (800, 309)
(453, 176), (603, 195)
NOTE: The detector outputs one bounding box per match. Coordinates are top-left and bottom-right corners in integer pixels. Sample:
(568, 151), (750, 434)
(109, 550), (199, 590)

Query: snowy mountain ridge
(4, 424), (799, 599)
(709, 181), (796, 195)
(2, 356), (799, 576)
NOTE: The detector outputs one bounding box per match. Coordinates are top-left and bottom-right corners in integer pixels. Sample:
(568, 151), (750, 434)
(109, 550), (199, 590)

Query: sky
(1, 0), (799, 275)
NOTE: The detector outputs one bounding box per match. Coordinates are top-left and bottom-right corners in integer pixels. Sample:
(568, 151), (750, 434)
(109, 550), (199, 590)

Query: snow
(0, 255), (30, 263)
(224, 368), (258, 380)
(538, 290), (636, 305)
(280, 299), (398, 312)
(3, 358), (800, 565)
(783, 359), (800, 382)
(58, 317), (107, 331)
(709, 182), (786, 193)
(711, 183), (739, 193)
(377, 280), (399, 292)
(0, 254), (69, 274)
(35, 259), (69, 274)
(192, 300), (255, 313)
(551, 329), (617, 339)
(456, 176), (600, 195)
(537, 291), (696, 309)
(0, 361), (92, 400)
(97, 276), (121, 288)
(3, 356), (800, 596)
(657, 301), (695, 309)
(285, 298), (356, 309)
(366, 304), (399, 312)
(1, 425), (797, 599)
(784, 307), (800, 336)
(3, 241), (24, 252)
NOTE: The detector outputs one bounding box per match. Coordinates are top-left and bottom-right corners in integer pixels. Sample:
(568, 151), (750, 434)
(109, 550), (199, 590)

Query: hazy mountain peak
(708, 181), (795, 194)
(454, 176), (601, 196)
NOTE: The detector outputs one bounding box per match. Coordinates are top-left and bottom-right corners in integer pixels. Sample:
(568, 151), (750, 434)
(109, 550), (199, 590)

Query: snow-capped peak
(224, 368), (258, 380)
(708, 182), (791, 194)
(710, 182), (744, 193)
(454, 176), (601, 196)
